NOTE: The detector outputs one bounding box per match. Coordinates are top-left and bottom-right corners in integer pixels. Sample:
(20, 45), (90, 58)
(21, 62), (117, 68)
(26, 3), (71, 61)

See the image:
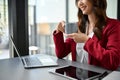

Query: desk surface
(0, 54), (110, 80)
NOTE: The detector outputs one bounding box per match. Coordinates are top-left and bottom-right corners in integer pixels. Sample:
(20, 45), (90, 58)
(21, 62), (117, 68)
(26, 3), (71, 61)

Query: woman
(53, 0), (120, 70)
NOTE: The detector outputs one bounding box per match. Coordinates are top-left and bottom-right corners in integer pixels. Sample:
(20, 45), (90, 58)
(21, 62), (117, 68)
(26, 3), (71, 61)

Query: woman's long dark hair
(75, 0), (107, 39)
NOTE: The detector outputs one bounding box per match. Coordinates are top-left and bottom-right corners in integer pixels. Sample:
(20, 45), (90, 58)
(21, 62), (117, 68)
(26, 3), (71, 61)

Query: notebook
(9, 36), (58, 69)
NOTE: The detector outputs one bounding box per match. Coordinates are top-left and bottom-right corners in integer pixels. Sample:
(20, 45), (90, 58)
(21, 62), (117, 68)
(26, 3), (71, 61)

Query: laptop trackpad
(37, 56), (57, 66)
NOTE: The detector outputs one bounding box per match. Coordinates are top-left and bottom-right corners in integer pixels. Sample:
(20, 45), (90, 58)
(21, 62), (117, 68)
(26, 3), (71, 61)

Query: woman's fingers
(66, 33), (89, 43)
(66, 33), (75, 38)
(57, 21), (65, 33)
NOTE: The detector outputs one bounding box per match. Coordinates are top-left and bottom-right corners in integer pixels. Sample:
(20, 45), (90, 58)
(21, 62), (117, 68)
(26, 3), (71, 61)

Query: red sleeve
(53, 30), (72, 59)
(84, 21), (120, 70)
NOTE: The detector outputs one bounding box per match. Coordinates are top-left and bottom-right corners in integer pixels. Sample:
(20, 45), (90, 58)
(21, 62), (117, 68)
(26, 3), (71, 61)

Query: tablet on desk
(49, 65), (101, 80)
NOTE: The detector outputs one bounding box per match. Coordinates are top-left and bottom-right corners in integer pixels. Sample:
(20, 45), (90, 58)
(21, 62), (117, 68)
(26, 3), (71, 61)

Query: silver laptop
(9, 36), (58, 69)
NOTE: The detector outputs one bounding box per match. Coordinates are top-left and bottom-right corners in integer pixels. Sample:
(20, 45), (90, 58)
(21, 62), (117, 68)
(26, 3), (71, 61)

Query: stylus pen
(89, 71), (108, 80)
(98, 71), (108, 80)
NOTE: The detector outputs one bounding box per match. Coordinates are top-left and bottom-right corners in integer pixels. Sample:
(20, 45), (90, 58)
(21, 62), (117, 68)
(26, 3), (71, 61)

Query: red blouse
(53, 18), (120, 70)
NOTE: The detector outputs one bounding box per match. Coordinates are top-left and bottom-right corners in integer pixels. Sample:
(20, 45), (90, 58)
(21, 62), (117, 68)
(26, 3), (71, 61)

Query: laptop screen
(9, 36), (22, 59)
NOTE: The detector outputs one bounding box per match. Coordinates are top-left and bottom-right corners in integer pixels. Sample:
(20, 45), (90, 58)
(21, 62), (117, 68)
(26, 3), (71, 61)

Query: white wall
(106, 0), (118, 19)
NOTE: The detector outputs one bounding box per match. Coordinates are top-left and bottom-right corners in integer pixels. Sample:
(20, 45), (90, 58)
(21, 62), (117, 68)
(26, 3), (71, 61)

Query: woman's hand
(66, 31), (89, 43)
(56, 21), (65, 33)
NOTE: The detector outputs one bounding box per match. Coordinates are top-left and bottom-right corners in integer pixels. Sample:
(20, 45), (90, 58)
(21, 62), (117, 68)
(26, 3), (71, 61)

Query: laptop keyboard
(24, 57), (42, 66)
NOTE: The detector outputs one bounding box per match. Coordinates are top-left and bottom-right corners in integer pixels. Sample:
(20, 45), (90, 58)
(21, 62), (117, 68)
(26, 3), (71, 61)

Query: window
(28, 0), (77, 55)
(0, 0), (9, 59)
